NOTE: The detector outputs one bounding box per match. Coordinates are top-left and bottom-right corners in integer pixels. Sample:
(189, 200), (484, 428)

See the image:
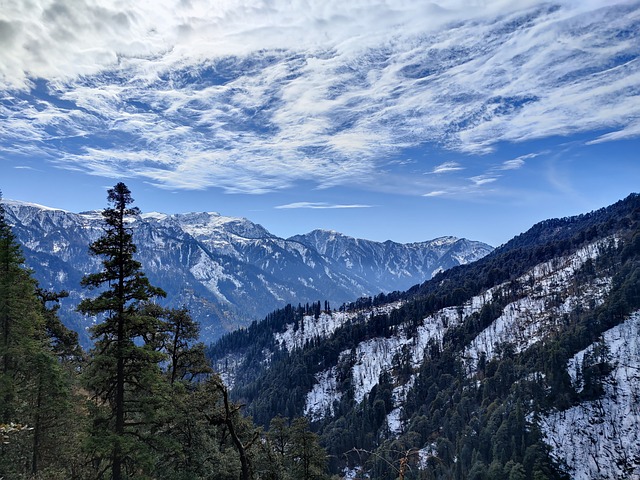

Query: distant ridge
(3, 199), (492, 346)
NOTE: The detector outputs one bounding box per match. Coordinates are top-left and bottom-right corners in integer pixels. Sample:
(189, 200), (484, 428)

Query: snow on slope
(540, 311), (640, 480)
(463, 238), (616, 372)
(275, 302), (405, 353)
(305, 367), (343, 421)
(189, 251), (243, 304)
(303, 237), (619, 424)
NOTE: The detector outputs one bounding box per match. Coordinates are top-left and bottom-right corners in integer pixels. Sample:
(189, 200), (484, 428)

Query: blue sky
(1, 0), (639, 247)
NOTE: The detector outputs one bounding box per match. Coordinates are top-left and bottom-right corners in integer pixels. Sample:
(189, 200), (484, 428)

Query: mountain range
(208, 193), (640, 479)
(3, 200), (492, 346)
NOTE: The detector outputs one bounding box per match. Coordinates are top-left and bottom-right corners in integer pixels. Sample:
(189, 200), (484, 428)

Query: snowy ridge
(290, 229), (493, 292)
(541, 311), (640, 480)
(5, 200), (491, 345)
(3, 199), (69, 212)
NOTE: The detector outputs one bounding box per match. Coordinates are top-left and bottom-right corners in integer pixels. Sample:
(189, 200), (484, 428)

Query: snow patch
(275, 302), (404, 353)
(305, 367), (343, 421)
(540, 310), (640, 480)
(189, 252), (242, 304)
(463, 238), (616, 372)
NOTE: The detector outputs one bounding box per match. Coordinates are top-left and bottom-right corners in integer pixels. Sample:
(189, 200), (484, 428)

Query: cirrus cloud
(275, 202), (373, 210)
(1, 0), (638, 196)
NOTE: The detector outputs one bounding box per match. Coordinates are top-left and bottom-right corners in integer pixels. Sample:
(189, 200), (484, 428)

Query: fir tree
(0, 190), (43, 425)
(78, 182), (167, 480)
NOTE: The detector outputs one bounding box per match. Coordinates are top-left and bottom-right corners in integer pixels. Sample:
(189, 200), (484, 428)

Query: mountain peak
(4, 199), (69, 212)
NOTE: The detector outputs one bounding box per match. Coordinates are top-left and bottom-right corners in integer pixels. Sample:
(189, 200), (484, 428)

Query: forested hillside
(209, 193), (640, 479)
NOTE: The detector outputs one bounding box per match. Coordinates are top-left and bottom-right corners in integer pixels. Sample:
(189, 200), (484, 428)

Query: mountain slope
(4, 200), (491, 346)
(540, 311), (640, 480)
(209, 193), (640, 479)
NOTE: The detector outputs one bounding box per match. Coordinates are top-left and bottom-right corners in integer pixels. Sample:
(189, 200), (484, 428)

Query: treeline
(410, 193), (640, 302)
(209, 192), (640, 478)
(0, 184), (329, 480)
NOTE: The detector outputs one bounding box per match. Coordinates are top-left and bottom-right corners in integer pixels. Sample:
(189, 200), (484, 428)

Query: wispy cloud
(470, 175), (499, 186)
(587, 121), (640, 145)
(429, 161), (465, 174)
(275, 202), (373, 209)
(498, 153), (539, 171)
(500, 159), (525, 170)
(0, 1), (638, 194)
(423, 191), (448, 197)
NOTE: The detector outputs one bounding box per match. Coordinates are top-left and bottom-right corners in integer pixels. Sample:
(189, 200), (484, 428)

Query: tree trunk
(31, 372), (43, 475)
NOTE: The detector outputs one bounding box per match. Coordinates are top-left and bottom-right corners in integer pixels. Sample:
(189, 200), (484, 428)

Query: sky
(1, 0), (639, 247)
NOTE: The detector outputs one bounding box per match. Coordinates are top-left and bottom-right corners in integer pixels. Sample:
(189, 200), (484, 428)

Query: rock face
(3, 200), (492, 345)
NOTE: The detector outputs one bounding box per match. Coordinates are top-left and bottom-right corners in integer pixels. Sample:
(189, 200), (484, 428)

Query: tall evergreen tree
(141, 303), (212, 385)
(78, 182), (166, 480)
(0, 190), (42, 424)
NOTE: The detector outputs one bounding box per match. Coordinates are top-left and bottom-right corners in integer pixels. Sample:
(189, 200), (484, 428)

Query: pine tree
(0, 191), (45, 425)
(78, 182), (167, 480)
(292, 417), (329, 480)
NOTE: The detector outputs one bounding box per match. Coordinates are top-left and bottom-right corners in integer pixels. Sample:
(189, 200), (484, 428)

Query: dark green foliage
(0, 192), (82, 478)
(78, 183), (169, 479)
(1, 186), (334, 480)
(256, 416), (329, 480)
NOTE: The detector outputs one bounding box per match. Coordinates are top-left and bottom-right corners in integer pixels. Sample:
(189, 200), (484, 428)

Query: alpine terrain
(209, 193), (640, 479)
(3, 200), (491, 346)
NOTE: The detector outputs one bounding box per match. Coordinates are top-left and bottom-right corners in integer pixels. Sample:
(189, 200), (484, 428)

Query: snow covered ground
(540, 310), (640, 480)
(305, 367), (343, 421)
(463, 238), (616, 372)
(303, 237), (619, 427)
(275, 301), (405, 353)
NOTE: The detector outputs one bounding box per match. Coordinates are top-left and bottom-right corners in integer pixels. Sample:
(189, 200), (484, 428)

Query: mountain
(289, 230), (491, 293)
(208, 193), (640, 479)
(3, 200), (492, 346)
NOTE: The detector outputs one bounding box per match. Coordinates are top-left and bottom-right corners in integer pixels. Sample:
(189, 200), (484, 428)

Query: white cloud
(430, 161), (465, 174)
(587, 121), (640, 144)
(470, 175), (499, 186)
(500, 159), (527, 170)
(423, 191), (448, 197)
(275, 202), (373, 209)
(0, 0), (638, 194)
